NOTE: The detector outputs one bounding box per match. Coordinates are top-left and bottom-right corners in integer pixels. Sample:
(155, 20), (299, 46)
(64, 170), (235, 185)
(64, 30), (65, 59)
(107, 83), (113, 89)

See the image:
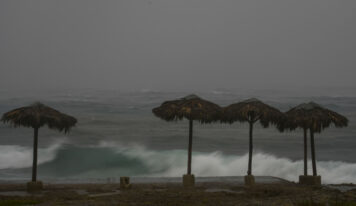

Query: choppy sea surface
(0, 89), (355, 184)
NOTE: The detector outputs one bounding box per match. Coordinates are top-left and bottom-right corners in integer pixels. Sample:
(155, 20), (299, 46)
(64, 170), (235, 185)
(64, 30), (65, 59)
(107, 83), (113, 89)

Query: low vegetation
(0, 199), (41, 206)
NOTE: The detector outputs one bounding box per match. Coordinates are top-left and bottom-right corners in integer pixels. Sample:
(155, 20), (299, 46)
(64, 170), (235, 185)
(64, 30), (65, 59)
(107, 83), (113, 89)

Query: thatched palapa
(282, 102), (348, 177)
(283, 102), (348, 133)
(221, 98), (285, 179)
(222, 98), (285, 127)
(152, 94), (221, 123)
(2, 102), (77, 133)
(152, 94), (222, 180)
(1, 102), (77, 183)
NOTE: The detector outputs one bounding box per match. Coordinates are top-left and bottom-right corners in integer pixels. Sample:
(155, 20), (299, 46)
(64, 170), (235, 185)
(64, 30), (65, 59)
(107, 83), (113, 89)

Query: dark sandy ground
(0, 178), (356, 206)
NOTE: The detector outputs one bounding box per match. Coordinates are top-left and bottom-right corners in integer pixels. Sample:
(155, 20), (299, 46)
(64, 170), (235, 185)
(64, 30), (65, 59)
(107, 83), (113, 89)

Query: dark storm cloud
(0, 0), (355, 92)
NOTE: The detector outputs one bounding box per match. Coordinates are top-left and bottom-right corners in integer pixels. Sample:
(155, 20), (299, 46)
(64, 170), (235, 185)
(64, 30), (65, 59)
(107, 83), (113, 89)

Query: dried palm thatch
(282, 102), (348, 133)
(282, 102), (348, 177)
(152, 94), (222, 123)
(222, 98), (285, 127)
(1, 102), (77, 133)
(221, 98), (285, 177)
(152, 94), (222, 177)
(1, 102), (77, 182)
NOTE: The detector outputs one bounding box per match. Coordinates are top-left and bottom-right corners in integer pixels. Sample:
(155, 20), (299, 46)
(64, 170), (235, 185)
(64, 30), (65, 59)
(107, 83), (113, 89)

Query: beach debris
(89, 190), (121, 198)
(205, 188), (244, 194)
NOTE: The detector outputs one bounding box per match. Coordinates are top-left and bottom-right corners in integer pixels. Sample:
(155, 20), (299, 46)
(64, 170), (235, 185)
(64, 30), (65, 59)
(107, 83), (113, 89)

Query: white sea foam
(1, 140), (356, 184)
(0, 139), (66, 169)
(99, 141), (356, 184)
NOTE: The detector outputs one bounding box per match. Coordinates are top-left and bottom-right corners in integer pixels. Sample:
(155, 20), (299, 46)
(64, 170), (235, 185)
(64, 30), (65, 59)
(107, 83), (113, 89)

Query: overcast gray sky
(0, 0), (355, 92)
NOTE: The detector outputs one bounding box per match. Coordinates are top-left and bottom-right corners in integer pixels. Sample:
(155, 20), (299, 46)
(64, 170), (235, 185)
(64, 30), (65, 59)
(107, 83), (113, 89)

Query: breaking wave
(0, 139), (66, 169)
(0, 141), (355, 184)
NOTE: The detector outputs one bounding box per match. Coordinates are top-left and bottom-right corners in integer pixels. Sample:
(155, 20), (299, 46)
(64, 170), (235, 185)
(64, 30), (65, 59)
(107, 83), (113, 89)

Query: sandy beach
(0, 177), (356, 206)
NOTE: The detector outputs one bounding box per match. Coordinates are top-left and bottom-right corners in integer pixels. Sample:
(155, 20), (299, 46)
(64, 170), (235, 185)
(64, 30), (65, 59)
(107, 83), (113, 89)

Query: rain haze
(0, 0), (355, 94)
(1, 0), (356, 191)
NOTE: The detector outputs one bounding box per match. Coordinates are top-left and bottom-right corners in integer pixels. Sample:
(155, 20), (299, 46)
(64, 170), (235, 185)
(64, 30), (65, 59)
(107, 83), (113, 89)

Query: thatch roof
(1, 102), (77, 133)
(152, 94), (222, 123)
(221, 98), (285, 127)
(282, 102), (348, 133)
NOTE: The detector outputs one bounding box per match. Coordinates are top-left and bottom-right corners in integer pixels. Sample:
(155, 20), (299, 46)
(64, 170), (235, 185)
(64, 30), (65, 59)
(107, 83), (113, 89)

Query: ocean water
(0, 89), (355, 184)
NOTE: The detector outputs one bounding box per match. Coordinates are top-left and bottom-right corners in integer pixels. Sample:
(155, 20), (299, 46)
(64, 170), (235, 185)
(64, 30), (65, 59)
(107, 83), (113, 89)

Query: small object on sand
(120, 177), (131, 189)
(89, 191), (121, 198)
(244, 175), (255, 186)
(27, 181), (43, 192)
(183, 174), (195, 187)
(299, 175), (321, 186)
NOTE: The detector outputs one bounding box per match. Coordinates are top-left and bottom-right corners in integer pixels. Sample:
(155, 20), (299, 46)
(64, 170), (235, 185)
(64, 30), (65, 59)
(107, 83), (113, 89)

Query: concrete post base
(27, 181), (43, 192)
(244, 175), (255, 186)
(183, 174), (195, 187)
(120, 177), (131, 189)
(299, 175), (321, 186)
